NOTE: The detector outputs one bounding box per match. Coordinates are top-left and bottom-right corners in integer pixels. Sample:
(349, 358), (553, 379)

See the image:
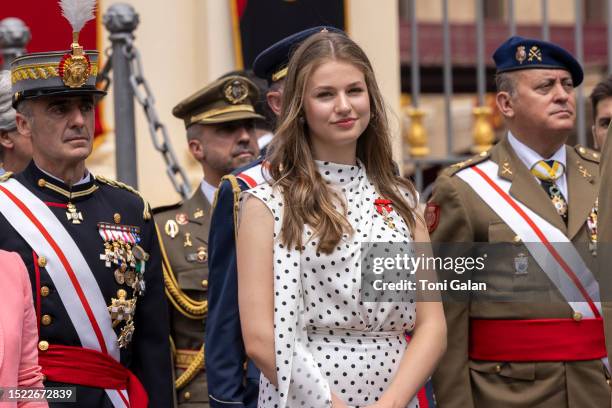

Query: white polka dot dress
(243, 160), (418, 408)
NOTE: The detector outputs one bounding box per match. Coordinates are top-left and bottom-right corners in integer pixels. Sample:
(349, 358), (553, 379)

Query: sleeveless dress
(243, 160), (419, 408)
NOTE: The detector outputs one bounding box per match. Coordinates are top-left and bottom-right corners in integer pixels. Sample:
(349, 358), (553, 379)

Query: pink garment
(0, 251), (48, 407)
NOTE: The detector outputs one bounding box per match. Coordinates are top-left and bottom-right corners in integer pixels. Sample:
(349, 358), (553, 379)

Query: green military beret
(172, 75), (265, 128)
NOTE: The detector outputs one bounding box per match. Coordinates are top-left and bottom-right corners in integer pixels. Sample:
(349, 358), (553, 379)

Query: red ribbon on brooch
(374, 198), (393, 215)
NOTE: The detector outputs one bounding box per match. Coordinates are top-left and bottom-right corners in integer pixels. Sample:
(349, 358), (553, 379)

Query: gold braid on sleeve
(175, 345), (205, 390)
(222, 175), (242, 241)
(155, 223), (208, 319)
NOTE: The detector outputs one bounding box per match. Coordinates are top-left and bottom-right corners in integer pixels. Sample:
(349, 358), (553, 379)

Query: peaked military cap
(493, 35), (583, 86)
(172, 75), (265, 128)
(252, 26), (345, 84)
(10, 0), (105, 108)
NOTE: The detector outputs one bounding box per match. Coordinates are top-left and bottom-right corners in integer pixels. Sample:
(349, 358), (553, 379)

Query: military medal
(514, 252), (529, 275)
(66, 202), (83, 224)
(184, 232), (193, 247)
(374, 198), (397, 231)
(165, 219), (179, 238)
(176, 213), (189, 225)
(548, 185), (568, 218)
(98, 221), (147, 347)
(587, 199), (598, 256)
(197, 246), (208, 262)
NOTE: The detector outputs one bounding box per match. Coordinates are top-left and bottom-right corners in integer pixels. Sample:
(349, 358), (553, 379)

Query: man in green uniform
(429, 36), (609, 407)
(153, 75), (262, 407)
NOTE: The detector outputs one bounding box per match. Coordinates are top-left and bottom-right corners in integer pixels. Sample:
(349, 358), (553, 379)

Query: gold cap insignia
(59, 32), (92, 88)
(515, 45), (526, 64)
(224, 79), (249, 105)
(528, 45), (542, 62)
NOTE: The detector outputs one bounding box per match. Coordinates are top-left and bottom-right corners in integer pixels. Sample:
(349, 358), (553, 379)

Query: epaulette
(152, 201), (183, 216)
(444, 150), (491, 177)
(0, 171), (13, 182)
(96, 175), (152, 220)
(575, 144), (601, 163)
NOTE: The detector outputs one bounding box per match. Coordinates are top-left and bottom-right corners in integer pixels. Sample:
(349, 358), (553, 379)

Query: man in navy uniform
(0, 5), (172, 407)
(204, 27), (340, 408)
(154, 74), (262, 407)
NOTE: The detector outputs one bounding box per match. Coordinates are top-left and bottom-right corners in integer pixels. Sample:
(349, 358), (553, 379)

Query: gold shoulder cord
(96, 175), (152, 220)
(222, 175), (243, 241)
(175, 345), (205, 390)
(155, 223), (208, 319)
(0, 171), (14, 182)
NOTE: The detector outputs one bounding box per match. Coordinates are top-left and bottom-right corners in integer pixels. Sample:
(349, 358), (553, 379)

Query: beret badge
(515, 45), (526, 64)
(224, 79), (249, 105)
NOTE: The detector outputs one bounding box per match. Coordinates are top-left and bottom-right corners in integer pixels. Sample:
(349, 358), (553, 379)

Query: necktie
(531, 160), (567, 221)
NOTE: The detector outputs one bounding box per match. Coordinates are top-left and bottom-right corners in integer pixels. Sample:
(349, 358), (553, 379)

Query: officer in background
(154, 74), (262, 407)
(590, 75), (612, 150)
(0, 3), (173, 406)
(429, 36), (608, 407)
(204, 26), (341, 408)
(0, 70), (31, 174)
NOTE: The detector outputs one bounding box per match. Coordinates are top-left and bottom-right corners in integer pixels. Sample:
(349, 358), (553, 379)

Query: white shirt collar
(36, 164), (91, 186)
(200, 179), (217, 204)
(507, 131), (566, 171)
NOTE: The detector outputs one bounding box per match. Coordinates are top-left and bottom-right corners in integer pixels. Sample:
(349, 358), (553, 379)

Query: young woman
(0, 250), (48, 407)
(237, 31), (446, 408)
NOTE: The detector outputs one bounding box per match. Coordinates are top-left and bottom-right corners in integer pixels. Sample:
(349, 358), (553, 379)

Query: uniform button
(114, 213), (121, 224)
(201, 279), (208, 288)
(512, 235), (522, 244)
(607, 379), (611, 386)
(38, 256), (47, 268)
(573, 312), (583, 321)
(38, 340), (49, 351)
(38, 179), (46, 188)
(495, 364), (502, 373)
(184, 391), (191, 400)
(41, 314), (53, 326)
(40, 286), (50, 297)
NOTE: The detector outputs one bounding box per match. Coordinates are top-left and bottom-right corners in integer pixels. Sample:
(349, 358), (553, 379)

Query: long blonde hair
(267, 32), (419, 254)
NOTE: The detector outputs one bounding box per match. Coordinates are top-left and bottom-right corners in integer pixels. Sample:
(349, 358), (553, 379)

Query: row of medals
(100, 224), (147, 349)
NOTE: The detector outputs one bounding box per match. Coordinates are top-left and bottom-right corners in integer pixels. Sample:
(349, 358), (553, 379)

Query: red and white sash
(236, 162), (271, 188)
(456, 160), (608, 370)
(0, 178), (130, 407)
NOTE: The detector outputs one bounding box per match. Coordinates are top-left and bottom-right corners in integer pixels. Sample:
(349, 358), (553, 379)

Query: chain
(106, 35), (192, 199)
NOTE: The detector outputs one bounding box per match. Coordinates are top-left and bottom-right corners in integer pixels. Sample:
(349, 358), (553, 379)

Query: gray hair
(495, 71), (517, 96)
(0, 70), (16, 131)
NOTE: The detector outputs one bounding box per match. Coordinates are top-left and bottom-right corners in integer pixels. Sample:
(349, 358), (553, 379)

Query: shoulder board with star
(0, 171), (13, 182)
(443, 150), (491, 177)
(96, 175), (152, 220)
(574, 144), (600, 163)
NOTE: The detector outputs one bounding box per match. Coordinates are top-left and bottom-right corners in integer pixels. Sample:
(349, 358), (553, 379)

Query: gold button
(201, 279), (208, 289)
(114, 213), (121, 224)
(117, 289), (127, 298)
(573, 312), (583, 321)
(38, 179), (46, 188)
(607, 379), (611, 386)
(184, 391), (191, 400)
(40, 286), (50, 297)
(579, 147), (586, 154)
(495, 364), (502, 373)
(594, 153), (600, 159)
(480, 151), (487, 157)
(38, 340), (49, 351)
(41, 314), (53, 326)
(38, 256), (47, 268)
(513, 235), (522, 244)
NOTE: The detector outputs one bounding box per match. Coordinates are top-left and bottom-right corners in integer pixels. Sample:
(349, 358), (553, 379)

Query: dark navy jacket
(205, 158), (263, 408)
(0, 162), (173, 407)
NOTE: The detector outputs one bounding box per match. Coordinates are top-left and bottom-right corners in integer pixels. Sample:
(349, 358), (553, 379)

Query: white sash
(236, 162), (271, 188)
(457, 161), (609, 370)
(0, 178), (129, 407)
